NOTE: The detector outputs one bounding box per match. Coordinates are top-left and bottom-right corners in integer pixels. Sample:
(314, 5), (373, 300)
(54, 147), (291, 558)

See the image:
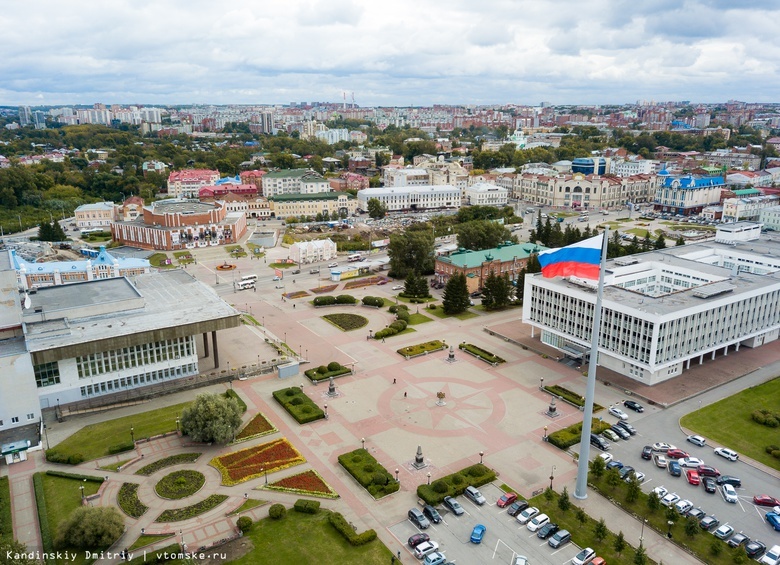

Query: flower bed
(343, 276), (389, 290)
(322, 313), (368, 331)
(338, 449), (400, 499)
(272, 387), (326, 423)
(417, 464), (496, 505)
(284, 290), (310, 299)
(264, 469), (339, 499)
(310, 284), (338, 294)
(135, 453), (202, 476)
(396, 340), (447, 358)
(211, 438), (306, 486)
(234, 412), (278, 443)
(543, 384), (604, 413)
(155, 494), (228, 523)
(117, 483), (148, 518)
(154, 470), (205, 500)
(458, 343), (505, 365)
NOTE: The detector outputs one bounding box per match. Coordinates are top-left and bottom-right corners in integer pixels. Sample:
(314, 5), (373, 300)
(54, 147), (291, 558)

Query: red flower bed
(212, 438), (305, 485)
(311, 284), (338, 294)
(235, 413), (276, 441)
(266, 469), (338, 498)
(343, 276), (389, 290)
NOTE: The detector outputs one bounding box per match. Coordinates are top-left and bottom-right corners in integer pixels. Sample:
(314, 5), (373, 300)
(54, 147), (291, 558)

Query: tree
(544, 487), (554, 502)
(237, 516), (253, 533)
(442, 272), (469, 315)
(594, 517), (608, 541)
(456, 220), (513, 251)
(684, 515), (699, 538)
(675, 235), (686, 246)
(481, 271), (513, 310)
(0, 538), (41, 565)
(575, 507), (587, 526)
(55, 506), (124, 550)
(404, 271), (429, 298)
(665, 505), (678, 525)
(366, 197), (387, 219)
(633, 545), (648, 565)
(654, 233), (667, 249)
(626, 476), (641, 503)
(606, 468), (621, 488)
(558, 486), (571, 511)
(646, 491), (660, 512)
(641, 231), (652, 252)
(614, 530), (626, 555)
(387, 229), (434, 278)
(180, 392), (242, 444)
(589, 456), (605, 479)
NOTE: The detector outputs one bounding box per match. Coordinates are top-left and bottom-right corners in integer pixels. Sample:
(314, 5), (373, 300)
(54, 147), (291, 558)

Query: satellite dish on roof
(23, 293), (31, 310)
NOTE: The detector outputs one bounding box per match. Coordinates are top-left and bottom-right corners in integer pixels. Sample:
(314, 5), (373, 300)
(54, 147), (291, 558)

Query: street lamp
(361, 437), (365, 450)
(549, 465), (556, 490)
(43, 424), (50, 450)
(540, 376), (544, 390)
(175, 418), (180, 432)
(395, 468), (399, 482)
(130, 427), (134, 443)
(427, 472), (431, 485)
(667, 520), (674, 539)
(264, 467), (268, 485)
(79, 484), (85, 500)
(640, 518), (648, 547)
(543, 426), (548, 441)
(479, 451), (484, 464)
(324, 404), (328, 419)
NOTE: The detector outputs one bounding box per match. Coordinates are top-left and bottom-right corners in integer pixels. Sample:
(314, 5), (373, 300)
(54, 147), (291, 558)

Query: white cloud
(0, 0), (778, 105)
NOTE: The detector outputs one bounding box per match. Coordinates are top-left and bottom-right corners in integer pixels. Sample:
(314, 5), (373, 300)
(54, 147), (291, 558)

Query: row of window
(76, 337), (194, 378)
(0, 413), (36, 427)
(79, 363), (197, 398)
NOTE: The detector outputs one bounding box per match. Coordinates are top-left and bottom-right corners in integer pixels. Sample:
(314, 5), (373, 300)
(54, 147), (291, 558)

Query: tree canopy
(55, 506), (124, 550)
(180, 392), (243, 444)
(366, 197), (387, 219)
(456, 220), (515, 251)
(442, 272), (470, 315)
(387, 228), (434, 278)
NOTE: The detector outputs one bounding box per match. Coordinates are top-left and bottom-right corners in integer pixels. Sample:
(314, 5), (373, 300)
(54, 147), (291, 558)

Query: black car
(699, 515), (719, 531)
(715, 475), (741, 488)
(686, 507), (705, 521)
(507, 500), (529, 517)
(727, 532), (750, 548)
(615, 421), (637, 435)
(536, 522), (559, 539)
(618, 465), (635, 479)
(702, 477), (717, 493)
(641, 445), (653, 460)
(623, 400), (644, 412)
(423, 504), (442, 524)
(590, 434), (610, 451)
(745, 540), (766, 559)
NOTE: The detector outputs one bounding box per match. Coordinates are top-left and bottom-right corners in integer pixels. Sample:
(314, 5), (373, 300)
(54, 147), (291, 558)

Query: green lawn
(41, 475), (102, 565)
(230, 511), (392, 565)
(128, 533), (174, 550)
(0, 476), (11, 541)
(407, 312), (432, 325)
(426, 306), (479, 320)
(51, 402), (190, 462)
(681, 377), (780, 470)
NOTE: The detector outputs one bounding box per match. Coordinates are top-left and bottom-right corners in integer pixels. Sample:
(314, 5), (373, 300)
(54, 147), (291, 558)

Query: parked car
(654, 454), (668, 468)
(608, 406), (629, 420)
(571, 547), (596, 565)
(623, 399), (644, 412)
(760, 544), (780, 565)
(714, 524), (734, 540)
(675, 499), (693, 514)
(408, 533), (430, 548)
(668, 461), (682, 477)
(703, 477), (717, 493)
(618, 465), (635, 480)
(590, 434), (610, 451)
(727, 532), (750, 548)
(272, 275), (281, 281)
(513, 556), (529, 565)
(391, 285), (404, 290)
(611, 425), (630, 440)
(641, 445), (653, 460)
(661, 492), (681, 507)
(686, 470), (700, 485)
(602, 429), (620, 442)
(615, 421), (637, 436)
(626, 471), (645, 484)
(464, 486), (486, 505)
(413, 541), (439, 559)
(699, 515), (720, 531)
(599, 452), (614, 464)
(423, 505), (442, 524)
(470, 524), (487, 544)
(653, 486), (668, 499)
(687, 434), (707, 447)
(606, 460), (624, 471)
(548, 528), (571, 548)
(537, 522), (559, 539)
(423, 552), (446, 565)
(766, 513), (780, 532)
(291, 269), (301, 274)
(443, 496), (464, 515)
(309, 268), (320, 274)
(666, 449), (689, 460)
(714, 447), (739, 461)
(517, 507), (539, 525)
(678, 457), (704, 468)
(745, 539), (766, 559)
(687, 507), (706, 521)
(652, 442), (675, 452)
(527, 513), (549, 532)
(497, 492), (518, 508)
(327, 262), (339, 268)
(697, 465), (720, 478)
(506, 500), (529, 516)
(754, 495), (780, 507)
(715, 475), (741, 488)
(408, 507), (430, 529)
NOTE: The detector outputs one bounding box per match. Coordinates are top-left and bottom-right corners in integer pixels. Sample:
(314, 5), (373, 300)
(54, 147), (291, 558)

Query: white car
(527, 513), (549, 532)
(661, 492), (681, 507)
(608, 406), (629, 420)
(686, 434), (706, 447)
(328, 262), (339, 268)
(678, 457), (704, 468)
(714, 447), (739, 462)
(391, 285), (404, 290)
(653, 486), (668, 499)
(571, 547), (596, 565)
(517, 507), (539, 524)
(674, 499), (693, 514)
(652, 442), (675, 452)
(626, 471), (646, 484)
(598, 452), (613, 465)
(654, 454), (668, 468)
(722, 484), (738, 503)
(413, 541), (439, 559)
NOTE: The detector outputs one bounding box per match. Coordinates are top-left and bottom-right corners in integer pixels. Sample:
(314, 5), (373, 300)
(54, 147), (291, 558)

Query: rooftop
(270, 192), (353, 202)
(438, 242), (546, 269)
(149, 199), (221, 214)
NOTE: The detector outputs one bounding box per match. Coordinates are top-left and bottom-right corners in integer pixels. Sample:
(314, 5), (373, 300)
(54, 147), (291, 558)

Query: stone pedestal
(412, 445), (427, 470)
(327, 376), (339, 398)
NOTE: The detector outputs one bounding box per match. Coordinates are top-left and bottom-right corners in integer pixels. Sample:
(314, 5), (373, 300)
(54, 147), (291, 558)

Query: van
(548, 529), (571, 548)
(408, 507), (430, 529)
(464, 485), (486, 505)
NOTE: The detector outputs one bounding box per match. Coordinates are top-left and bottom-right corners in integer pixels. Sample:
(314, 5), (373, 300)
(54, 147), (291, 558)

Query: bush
(118, 483), (148, 518)
(338, 448), (398, 499)
(335, 294), (356, 304)
(362, 296), (384, 307)
(752, 408), (780, 427)
(396, 309), (410, 322)
(328, 511), (377, 546)
(318, 365), (328, 374)
(548, 420), (611, 450)
(327, 361), (342, 371)
(55, 506), (124, 550)
(269, 503), (287, 519)
(313, 296), (336, 306)
(428, 304), (436, 309)
(237, 516), (253, 532)
(224, 389), (248, 413)
(45, 450), (85, 465)
(543, 384), (604, 412)
(272, 387), (325, 424)
(107, 441), (135, 455)
(293, 499), (321, 514)
(396, 340), (446, 357)
(458, 343), (506, 365)
(45, 470), (105, 483)
(32, 473), (53, 552)
(417, 464), (496, 505)
(304, 362), (351, 383)
(432, 480), (448, 493)
(389, 320), (407, 332)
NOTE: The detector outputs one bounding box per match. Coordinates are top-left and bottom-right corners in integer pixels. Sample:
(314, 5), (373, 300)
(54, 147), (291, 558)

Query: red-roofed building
(329, 172), (369, 192)
(167, 169), (220, 198)
(198, 184), (258, 198)
(240, 170), (267, 193)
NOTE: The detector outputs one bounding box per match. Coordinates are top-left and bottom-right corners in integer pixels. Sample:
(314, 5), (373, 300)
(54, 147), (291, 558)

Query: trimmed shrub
(338, 448), (399, 499)
(362, 296), (384, 307)
(304, 362), (351, 383)
(108, 441), (135, 455)
(224, 389), (248, 413)
(458, 343), (505, 365)
(328, 511), (377, 546)
(272, 387), (325, 424)
(237, 516), (253, 532)
(335, 294), (356, 304)
(32, 473), (53, 552)
(45, 450), (85, 465)
(417, 464), (496, 506)
(543, 384), (604, 412)
(327, 361), (341, 371)
(548, 420), (612, 450)
(294, 499), (321, 514)
(313, 296), (337, 306)
(269, 503), (287, 519)
(45, 470), (105, 483)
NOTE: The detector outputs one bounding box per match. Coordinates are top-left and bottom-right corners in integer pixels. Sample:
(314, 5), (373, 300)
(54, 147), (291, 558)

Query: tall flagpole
(574, 226), (609, 499)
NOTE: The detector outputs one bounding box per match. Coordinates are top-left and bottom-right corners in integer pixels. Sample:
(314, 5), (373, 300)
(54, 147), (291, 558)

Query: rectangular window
(11, 417), (19, 423)
(27, 413), (34, 420)
(34, 362), (61, 388)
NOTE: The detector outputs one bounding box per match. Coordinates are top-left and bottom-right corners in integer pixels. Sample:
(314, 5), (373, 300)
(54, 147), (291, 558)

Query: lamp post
(395, 468), (399, 482)
(43, 424), (50, 450)
(427, 472), (431, 485)
(262, 316), (265, 326)
(640, 518), (648, 548)
(264, 467), (268, 485)
(479, 451), (484, 464)
(130, 427), (134, 443)
(284, 332), (287, 344)
(175, 418), (180, 432)
(540, 376), (544, 390)
(549, 465), (556, 490)
(361, 437), (365, 450)
(667, 520), (674, 539)
(324, 404), (328, 419)
(79, 484), (85, 500)
(543, 426), (548, 441)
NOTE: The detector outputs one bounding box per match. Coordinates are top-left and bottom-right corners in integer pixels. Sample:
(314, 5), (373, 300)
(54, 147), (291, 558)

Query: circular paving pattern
(154, 470), (206, 500)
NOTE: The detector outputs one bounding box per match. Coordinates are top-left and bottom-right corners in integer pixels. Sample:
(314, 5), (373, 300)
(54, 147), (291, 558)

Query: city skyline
(2, 0), (779, 107)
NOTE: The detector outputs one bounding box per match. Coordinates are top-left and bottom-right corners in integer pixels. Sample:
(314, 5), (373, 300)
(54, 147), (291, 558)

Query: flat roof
(439, 242), (545, 269)
(150, 200), (219, 214)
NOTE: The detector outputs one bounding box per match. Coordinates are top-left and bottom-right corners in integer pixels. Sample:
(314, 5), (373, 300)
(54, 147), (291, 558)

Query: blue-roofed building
(653, 171), (724, 216)
(571, 157), (608, 175)
(10, 246), (151, 290)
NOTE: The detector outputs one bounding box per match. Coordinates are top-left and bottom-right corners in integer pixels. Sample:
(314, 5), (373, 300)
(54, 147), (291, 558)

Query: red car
(686, 469), (700, 485)
(408, 533), (430, 548)
(666, 449), (689, 460)
(753, 495), (780, 507)
(497, 492), (518, 508)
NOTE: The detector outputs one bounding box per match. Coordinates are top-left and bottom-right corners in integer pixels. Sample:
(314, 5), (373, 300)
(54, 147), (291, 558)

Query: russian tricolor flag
(538, 233), (603, 280)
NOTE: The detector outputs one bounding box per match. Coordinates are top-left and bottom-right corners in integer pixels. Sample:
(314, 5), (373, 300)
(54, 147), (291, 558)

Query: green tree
(558, 486), (571, 511)
(456, 220), (513, 251)
(544, 487), (554, 502)
(654, 234), (667, 250)
(404, 271), (428, 298)
(589, 456), (605, 479)
(594, 517), (608, 541)
(387, 229), (434, 278)
(709, 537), (722, 556)
(442, 272), (469, 315)
(732, 545), (748, 564)
(366, 197), (387, 219)
(647, 491), (660, 512)
(606, 468), (621, 489)
(665, 505), (678, 525)
(0, 538), (41, 564)
(55, 506), (124, 550)
(614, 530), (626, 555)
(481, 271), (513, 310)
(626, 476), (641, 503)
(633, 545), (647, 565)
(575, 507), (588, 526)
(180, 392), (242, 444)
(676, 235), (686, 246)
(641, 231), (653, 252)
(684, 515), (699, 538)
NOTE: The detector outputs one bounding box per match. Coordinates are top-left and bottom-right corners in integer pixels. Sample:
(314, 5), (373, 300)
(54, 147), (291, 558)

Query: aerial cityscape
(1, 2), (780, 565)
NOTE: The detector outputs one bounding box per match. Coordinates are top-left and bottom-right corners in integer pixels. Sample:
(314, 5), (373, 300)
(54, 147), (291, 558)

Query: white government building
(464, 183), (509, 206)
(357, 185), (461, 213)
(523, 222), (780, 385)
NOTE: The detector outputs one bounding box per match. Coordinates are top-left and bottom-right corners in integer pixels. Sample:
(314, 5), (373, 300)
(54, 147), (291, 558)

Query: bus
(241, 274), (258, 282)
(236, 280), (255, 291)
(347, 253), (363, 262)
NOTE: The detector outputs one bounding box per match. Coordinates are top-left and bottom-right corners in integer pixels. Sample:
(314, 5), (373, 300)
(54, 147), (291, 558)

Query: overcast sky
(2, 0), (779, 107)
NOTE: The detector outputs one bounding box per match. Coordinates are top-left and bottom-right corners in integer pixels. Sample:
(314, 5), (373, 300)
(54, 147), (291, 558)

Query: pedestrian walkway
(8, 456), (41, 553)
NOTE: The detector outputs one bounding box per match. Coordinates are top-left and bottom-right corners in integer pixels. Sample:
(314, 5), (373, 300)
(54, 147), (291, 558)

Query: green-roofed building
(262, 168), (331, 197)
(269, 192), (357, 219)
(435, 241), (547, 293)
(732, 188), (763, 197)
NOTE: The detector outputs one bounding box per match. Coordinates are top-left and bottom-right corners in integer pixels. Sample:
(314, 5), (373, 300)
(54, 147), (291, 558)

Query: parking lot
(390, 483), (587, 564)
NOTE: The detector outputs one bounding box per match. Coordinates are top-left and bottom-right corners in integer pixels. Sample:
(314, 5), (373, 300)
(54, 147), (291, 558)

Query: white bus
(241, 274), (258, 282)
(236, 280), (255, 290)
(347, 253), (363, 262)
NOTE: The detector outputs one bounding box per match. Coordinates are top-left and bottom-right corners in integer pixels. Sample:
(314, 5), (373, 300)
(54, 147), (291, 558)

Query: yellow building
(269, 192), (357, 219)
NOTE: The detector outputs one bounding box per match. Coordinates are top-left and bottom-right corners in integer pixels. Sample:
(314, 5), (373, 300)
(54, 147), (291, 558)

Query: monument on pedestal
(412, 445), (427, 470)
(327, 376), (339, 398)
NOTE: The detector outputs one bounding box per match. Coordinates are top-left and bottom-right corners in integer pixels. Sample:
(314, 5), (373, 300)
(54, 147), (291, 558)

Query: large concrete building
(516, 172), (656, 209)
(464, 183), (509, 206)
(357, 185), (461, 213)
(523, 225), (780, 385)
(0, 260), (239, 439)
(653, 172), (724, 216)
(269, 192), (357, 219)
(166, 169), (221, 198)
(261, 169), (331, 197)
(75, 202), (116, 229)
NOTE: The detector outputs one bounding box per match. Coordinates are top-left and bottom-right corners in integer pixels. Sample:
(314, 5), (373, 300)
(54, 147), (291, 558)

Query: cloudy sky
(2, 0), (779, 107)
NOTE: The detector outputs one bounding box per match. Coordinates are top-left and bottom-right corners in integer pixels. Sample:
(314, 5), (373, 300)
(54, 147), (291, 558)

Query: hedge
(224, 389), (248, 413)
(314, 296), (337, 306)
(135, 453), (202, 476)
(338, 448), (400, 499)
(328, 511), (377, 546)
(32, 473), (54, 554)
(155, 494), (228, 522)
(335, 294), (356, 304)
(304, 362), (351, 383)
(416, 464), (496, 505)
(361, 296), (384, 308)
(107, 441), (135, 455)
(294, 499), (321, 514)
(45, 470), (105, 483)
(396, 340), (446, 358)
(543, 384), (604, 413)
(548, 420), (612, 450)
(272, 387), (325, 424)
(458, 343), (505, 364)
(45, 450), (84, 465)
